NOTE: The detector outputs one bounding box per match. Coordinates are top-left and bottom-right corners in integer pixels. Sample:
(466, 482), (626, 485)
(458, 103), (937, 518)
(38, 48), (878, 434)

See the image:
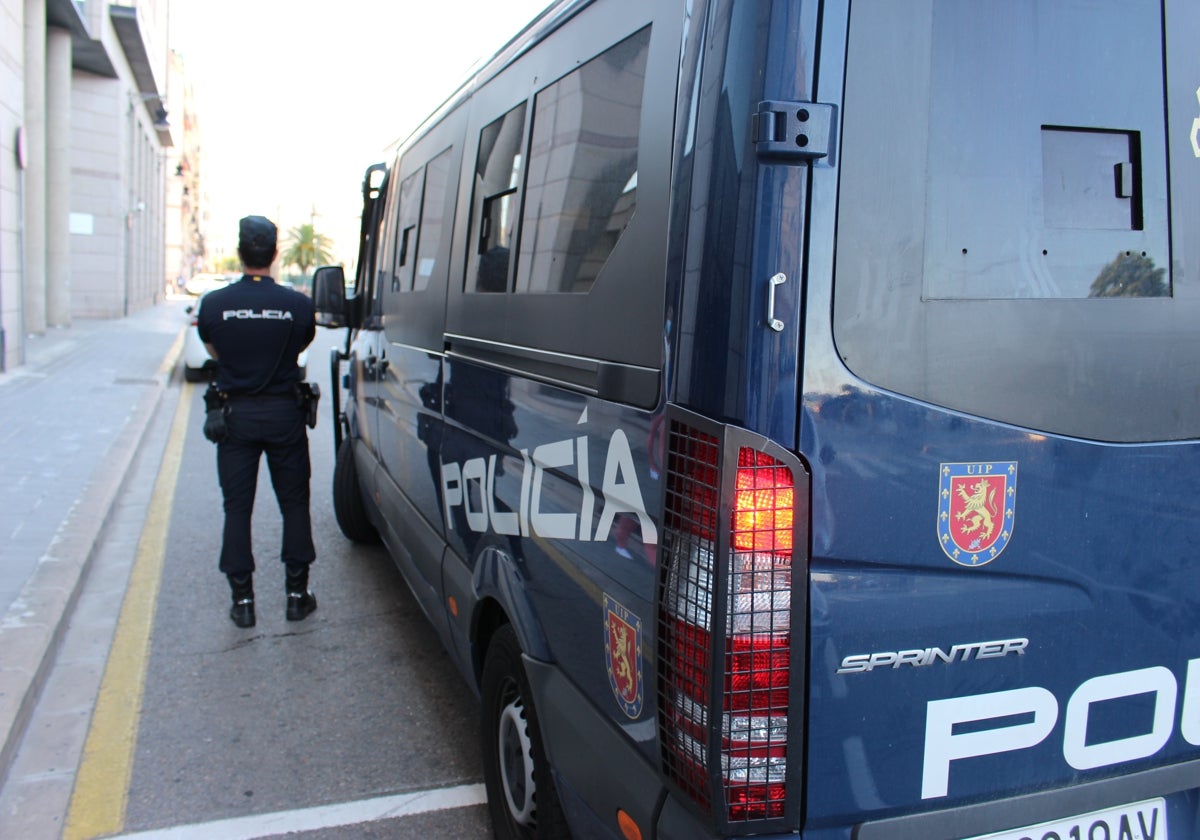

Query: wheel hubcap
(497, 693), (537, 827)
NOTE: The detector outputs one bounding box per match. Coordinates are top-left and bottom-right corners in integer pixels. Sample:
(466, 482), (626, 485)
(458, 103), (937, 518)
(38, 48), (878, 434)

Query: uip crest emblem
(938, 462), (1017, 567)
(604, 595), (643, 719)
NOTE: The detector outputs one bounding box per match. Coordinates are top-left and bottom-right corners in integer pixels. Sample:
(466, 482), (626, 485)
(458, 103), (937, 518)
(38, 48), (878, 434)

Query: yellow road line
(63, 383), (192, 840)
(157, 328), (186, 379)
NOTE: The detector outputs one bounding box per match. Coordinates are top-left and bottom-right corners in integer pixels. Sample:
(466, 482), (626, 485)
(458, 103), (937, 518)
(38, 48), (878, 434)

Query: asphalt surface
(0, 304), (491, 838)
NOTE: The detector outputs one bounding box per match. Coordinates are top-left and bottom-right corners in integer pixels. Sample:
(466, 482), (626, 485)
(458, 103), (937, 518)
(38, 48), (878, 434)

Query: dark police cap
(238, 215), (277, 251)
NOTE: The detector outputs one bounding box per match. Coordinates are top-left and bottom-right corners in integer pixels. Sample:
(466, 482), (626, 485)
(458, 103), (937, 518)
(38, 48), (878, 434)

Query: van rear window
(832, 0), (1200, 442)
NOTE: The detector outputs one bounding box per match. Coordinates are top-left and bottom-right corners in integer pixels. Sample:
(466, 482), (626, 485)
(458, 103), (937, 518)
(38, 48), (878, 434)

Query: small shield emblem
(604, 595), (643, 719)
(938, 462), (1018, 567)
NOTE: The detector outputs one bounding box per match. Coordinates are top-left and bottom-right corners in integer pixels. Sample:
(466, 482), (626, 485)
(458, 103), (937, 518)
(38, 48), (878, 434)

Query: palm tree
(281, 223), (335, 276)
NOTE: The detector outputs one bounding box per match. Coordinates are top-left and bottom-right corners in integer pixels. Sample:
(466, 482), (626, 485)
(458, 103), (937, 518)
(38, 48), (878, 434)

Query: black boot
(285, 565), (317, 622)
(227, 573), (255, 628)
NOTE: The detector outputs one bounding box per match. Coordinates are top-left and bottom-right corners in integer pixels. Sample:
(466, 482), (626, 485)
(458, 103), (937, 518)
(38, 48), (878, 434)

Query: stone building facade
(0, 0), (200, 372)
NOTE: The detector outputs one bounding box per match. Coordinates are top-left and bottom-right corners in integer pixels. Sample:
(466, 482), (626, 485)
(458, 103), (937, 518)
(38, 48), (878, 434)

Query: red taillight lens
(674, 618), (712, 705)
(665, 429), (720, 541)
(723, 449), (792, 820)
(727, 782), (788, 821)
(726, 634), (790, 711)
(660, 422), (721, 814)
(722, 633), (790, 820)
(659, 418), (799, 827)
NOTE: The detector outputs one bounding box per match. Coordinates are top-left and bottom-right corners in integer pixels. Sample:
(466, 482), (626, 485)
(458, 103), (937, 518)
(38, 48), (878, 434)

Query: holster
(295, 381), (321, 429)
(202, 383), (229, 444)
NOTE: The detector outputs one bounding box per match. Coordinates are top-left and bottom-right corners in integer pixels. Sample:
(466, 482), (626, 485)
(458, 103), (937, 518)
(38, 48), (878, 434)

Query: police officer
(197, 215), (317, 628)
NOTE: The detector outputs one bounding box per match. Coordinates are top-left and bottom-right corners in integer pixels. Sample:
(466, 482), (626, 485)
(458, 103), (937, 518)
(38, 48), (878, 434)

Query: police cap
(238, 215), (277, 267)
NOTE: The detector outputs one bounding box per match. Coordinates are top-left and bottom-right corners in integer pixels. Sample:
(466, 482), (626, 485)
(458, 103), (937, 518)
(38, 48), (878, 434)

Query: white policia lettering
(440, 429), (658, 547)
(922, 658), (1200, 799)
(222, 309), (294, 321)
(837, 638), (1028, 674)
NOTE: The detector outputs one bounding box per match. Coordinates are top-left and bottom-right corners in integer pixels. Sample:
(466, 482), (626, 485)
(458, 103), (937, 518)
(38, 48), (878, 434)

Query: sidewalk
(0, 299), (189, 785)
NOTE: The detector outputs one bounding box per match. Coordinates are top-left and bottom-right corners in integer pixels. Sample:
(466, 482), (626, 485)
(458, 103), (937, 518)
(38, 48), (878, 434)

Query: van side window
(445, 15), (670, 399)
(358, 172), (393, 328)
(468, 103), (527, 293)
(375, 176), (401, 301)
(392, 169), (423, 293)
(415, 147), (454, 293)
(515, 27), (651, 294)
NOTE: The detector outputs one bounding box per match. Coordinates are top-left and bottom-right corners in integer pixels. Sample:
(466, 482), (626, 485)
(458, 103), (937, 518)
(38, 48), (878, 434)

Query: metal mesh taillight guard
(656, 406), (810, 833)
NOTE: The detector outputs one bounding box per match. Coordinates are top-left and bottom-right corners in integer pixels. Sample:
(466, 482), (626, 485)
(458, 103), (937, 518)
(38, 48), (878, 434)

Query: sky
(168, 0), (551, 270)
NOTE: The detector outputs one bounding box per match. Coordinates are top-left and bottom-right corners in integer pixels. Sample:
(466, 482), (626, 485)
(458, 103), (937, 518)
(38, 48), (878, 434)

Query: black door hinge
(753, 100), (835, 161)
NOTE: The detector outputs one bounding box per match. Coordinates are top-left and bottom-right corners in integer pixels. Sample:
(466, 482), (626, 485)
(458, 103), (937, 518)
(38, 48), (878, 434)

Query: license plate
(964, 797), (1166, 840)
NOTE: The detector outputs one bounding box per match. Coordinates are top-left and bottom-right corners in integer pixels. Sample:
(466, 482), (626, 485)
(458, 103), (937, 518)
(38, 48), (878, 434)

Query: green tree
(281, 223), (335, 275)
(1089, 252), (1168, 298)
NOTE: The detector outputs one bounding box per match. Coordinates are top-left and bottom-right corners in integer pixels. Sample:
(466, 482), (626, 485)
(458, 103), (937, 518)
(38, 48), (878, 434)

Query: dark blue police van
(311, 1), (1200, 838)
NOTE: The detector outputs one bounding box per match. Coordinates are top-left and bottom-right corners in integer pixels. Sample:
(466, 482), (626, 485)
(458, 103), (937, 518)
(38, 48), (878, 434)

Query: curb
(0, 330), (186, 787)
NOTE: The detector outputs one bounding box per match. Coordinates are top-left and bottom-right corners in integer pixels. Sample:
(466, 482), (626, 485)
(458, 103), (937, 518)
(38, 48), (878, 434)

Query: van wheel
(332, 437), (379, 544)
(481, 625), (570, 840)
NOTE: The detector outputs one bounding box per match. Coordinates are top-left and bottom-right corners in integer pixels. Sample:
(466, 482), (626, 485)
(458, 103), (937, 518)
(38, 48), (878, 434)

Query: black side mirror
(313, 265), (348, 328)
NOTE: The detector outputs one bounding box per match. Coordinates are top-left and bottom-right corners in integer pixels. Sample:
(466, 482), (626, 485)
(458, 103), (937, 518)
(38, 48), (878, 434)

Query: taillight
(724, 449), (792, 820)
(659, 425), (719, 810)
(733, 451), (793, 554)
(658, 414), (805, 829)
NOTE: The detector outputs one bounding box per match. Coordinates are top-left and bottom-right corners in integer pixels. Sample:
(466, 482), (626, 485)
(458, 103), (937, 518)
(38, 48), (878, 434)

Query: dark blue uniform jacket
(196, 276), (316, 395)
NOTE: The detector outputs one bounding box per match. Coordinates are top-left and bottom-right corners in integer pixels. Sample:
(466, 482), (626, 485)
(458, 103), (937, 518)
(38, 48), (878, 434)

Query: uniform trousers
(216, 395), (315, 576)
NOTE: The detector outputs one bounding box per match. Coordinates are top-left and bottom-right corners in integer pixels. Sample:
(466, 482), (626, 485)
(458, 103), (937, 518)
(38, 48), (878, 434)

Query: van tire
(481, 625), (571, 840)
(332, 437), (379, 544)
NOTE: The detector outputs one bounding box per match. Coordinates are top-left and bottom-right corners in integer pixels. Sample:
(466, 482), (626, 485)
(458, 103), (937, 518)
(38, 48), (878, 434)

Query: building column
(22, 0), (46, 335)
(46, 27), (71, 327)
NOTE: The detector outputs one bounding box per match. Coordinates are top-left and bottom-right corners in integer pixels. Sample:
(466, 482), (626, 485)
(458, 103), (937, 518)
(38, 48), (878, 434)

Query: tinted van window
(468, 104), (527, 293)
(833, 0), (1200, 442)
(515, 27), (650, 294)
(918, 3), (1169, 300)
(444, 7), (675, 399)
(392, 169), (423, 293)
(415, 147), (454, 293)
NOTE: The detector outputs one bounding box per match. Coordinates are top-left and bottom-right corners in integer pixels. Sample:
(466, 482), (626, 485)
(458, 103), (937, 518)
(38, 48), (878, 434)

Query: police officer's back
(199, 279), (313, 396)
(196, 215), (318, 628)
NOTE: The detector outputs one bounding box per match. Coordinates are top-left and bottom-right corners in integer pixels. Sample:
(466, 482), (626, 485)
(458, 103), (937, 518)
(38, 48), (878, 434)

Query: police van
(311, 1), (1200, 837)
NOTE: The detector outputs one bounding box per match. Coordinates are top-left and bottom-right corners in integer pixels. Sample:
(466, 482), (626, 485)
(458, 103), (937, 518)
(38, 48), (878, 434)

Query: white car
(184, 272), (235, 297)
(182, 293), (309, 383)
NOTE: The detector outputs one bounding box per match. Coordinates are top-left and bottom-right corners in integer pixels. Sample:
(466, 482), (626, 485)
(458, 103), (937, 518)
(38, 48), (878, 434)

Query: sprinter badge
(938, 462), (1017, 567)
(604, 595), (644, 718)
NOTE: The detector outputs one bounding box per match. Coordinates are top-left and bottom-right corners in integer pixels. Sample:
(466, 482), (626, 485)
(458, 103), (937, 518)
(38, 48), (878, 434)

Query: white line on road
(112, 783), (488, 839)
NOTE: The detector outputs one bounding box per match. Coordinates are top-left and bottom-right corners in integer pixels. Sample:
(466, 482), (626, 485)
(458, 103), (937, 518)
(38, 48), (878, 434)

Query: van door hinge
(753, 100), (835, 161)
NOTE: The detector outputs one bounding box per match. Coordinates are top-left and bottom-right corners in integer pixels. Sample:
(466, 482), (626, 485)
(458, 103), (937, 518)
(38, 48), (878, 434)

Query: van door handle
(766, 272), (786, 332)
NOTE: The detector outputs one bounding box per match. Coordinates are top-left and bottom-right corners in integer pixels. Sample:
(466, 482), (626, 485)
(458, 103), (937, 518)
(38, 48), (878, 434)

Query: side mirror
(313, 265), (347, 328)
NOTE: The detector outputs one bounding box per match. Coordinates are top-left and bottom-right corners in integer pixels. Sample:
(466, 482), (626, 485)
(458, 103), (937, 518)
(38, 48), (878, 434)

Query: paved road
(0, 319), (492, 838)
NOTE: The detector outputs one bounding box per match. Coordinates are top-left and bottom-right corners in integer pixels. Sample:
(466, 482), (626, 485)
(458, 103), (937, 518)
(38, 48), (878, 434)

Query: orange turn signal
(616, 809), (642, 840)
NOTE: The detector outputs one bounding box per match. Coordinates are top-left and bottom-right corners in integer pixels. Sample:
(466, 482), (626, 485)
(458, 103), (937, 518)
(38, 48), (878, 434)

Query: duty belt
(226, 391), (294, 402)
